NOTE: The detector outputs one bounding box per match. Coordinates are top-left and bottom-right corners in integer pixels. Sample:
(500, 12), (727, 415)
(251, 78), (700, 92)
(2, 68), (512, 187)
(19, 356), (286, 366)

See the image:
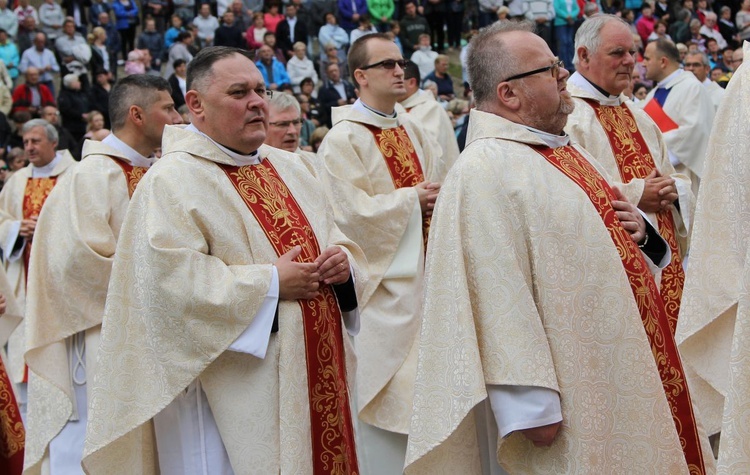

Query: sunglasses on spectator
(359, 59), (407, 70)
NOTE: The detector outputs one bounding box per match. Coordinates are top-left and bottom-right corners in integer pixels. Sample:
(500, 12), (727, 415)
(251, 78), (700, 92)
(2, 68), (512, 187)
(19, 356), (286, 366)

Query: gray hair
(466, 20), (535, 107)
(22, 119), (58, 143)
(686, 50), (710, 67)
(268, 92), (301, 114)
(62, 73), (78, 88)
(573, 14), (629, 67)
(704, 11), (717, 21)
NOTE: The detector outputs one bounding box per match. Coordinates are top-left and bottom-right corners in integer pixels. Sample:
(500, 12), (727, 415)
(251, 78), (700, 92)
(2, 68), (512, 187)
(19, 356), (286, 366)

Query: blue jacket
(256, 58), (290, 87)
(112, 0), (138, 31)
(0, 41), (19, 78)
(338, 0), (368, 31)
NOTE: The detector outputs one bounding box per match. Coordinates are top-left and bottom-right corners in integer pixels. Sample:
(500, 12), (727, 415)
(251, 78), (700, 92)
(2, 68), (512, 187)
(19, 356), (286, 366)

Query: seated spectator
(299, 77), (322, 124)
(287, 41), (318, 93)
(82, 110), (108, 140)
(0, 68), (9, 116)
(214, 11), (245, 47)
(647, 20), (672, 42)
(89, 0), (110, 27)
(137, 17), (164, 72)
(633, 82), (650, 101)
(0, 29), (18, 83)
(260, 31), (286, 64)
(318, 12), (348, 60)
(297, 91), (319, 127)
(172, 0), (195, 24)
(57, 73), (90, 141)
(246, 12), (267, 50)
(636, 4), (657, 46)
(124, 49), (149, 75)
(229, 0), (250, 31)
(319, 45), (350, 83)
(164, 31), (193, 78)
(409, 33), (437, 78)
(11, 66), (54, 116)
(399, 1), (430, 58)
(89, 26), (115, 79)
(40, 104), (78, 157)
(349, 13), (377, 44)
(423, 54), (454, 101)
(318, 62), (355, 127)
(705, 38), (723, 69)
(164, 15), (184, 49)
(97, 12), (121, 67)
(309, 125), (328, 153)
(194, 3), (220, 46)
(718, 6), (739, 48)
(738, 0), (750, 42)
(38, 0), (64, 42)
(14, 0), (38, 31)
(276, 3), (308, 59)
(264, 2), (284, 33)
(701, 11), (728, 49)
(256, 44), (290, 90)
(19, 32), (59, 93)
(669, 9), (691, 44)
(0, 0), (17, 39)
(689, 18), (706, 51)
(88, 69), (112, 127)
(7, 146), (26, 171)
(390, 21), (403, 53)
(54, 18), (87, 74)
(168, 58), (187, 110)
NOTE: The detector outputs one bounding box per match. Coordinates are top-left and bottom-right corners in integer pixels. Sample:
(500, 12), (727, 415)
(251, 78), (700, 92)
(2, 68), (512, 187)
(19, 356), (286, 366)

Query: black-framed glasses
(269, 118), (303, 128)
(359, 59), (407, 71)
(503, 59), (564, 82)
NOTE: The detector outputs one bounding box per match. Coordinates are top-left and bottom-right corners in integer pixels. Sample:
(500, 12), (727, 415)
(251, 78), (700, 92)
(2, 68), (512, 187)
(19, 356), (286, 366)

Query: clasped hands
(638, 169), (677, 213)
(416, 181), (440, 219)
(20, 216), (38, 239)
(276, 245), (350, 300)
(612, 186), (646, 245)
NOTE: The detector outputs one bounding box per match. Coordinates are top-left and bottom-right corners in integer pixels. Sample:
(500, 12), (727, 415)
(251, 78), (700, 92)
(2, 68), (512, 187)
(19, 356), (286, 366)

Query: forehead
(598, 22), (634, 50)
(209, 55), (265, 88)
(269, 105), (298, 119)
(23, 127), (49, 141)
(366, 39), (402, 61)
(507, 31), (554, 60)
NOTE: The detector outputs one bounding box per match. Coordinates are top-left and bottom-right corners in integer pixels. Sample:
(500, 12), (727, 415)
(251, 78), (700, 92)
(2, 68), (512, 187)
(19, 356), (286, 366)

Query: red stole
(643, 98), (679, 133)
(363, 123), (430, 248)
(583, 99), (685, 335)
(0, 354), (24, 475)
(219, 159), (358, 475)
(531, 144), (706, 475)
(110, 158), (148, 198)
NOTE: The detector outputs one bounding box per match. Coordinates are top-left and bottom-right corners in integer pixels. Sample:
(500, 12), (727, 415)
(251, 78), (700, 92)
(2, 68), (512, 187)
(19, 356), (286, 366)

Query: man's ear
(184, 90), (203, 118)
(497, 81), (521, 110)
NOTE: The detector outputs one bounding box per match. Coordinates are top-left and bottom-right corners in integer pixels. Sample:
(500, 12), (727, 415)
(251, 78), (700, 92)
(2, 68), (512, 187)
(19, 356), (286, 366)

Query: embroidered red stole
(0, 354), (24, 475)
(111, 158), (148, 198)
(362, 123), (430, 248)
(531, 144), (706, 475)
(219, 160), (358, 475)
(583, 99), (685, 335)
(643, 98), (679, 133)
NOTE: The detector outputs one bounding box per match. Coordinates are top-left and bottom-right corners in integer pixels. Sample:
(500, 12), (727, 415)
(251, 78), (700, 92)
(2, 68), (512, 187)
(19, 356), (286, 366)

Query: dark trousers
(446, 11), (463, 47)
(426, 11), (446, 51)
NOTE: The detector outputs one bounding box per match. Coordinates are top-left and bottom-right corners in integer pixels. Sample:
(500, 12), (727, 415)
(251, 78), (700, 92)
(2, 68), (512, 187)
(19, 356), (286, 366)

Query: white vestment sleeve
(383, 199), (422, 279)
(227, 266), (279, 359)
(486, 385), (562, 438)
(668, 150), (680, 167)
(2, 220), (23, 262)
(673, 179), (692, 235)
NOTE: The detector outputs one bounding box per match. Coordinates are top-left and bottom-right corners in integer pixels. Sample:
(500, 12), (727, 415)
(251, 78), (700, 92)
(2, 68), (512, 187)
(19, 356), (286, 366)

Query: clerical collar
(102, 133), (154, 168)
(355, 98), (397, 118)
(568, 71), (621, 106)
(186, 123), (260, 166)
(31, 151), (63, 178)
(656, 68), (682, 89)
(523, 125), (570, 148)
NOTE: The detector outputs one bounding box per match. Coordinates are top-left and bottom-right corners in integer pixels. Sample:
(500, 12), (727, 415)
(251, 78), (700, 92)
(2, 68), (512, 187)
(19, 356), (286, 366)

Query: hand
(638, 169), (677, 213)
(276, 246), (320, 300)
(337, 98), (346, 105)
(0, 294), (5, 315)
(418, 5), (424, 14)
(612, 187), (646, 244)
(415, 181), (440, 218)
(315, 246), (350, 285)
(20, 217), (37, 238)
(520, 421), (561, 447)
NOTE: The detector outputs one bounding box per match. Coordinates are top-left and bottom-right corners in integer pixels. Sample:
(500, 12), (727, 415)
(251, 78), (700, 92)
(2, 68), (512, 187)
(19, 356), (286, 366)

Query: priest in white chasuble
(23, 74), (182, 475)
(677, 41), (750, 472)
(405, 21), (715, 475)
(399, 60), (459, 172)
(82, 47), (366, 475)
(565, 14), (695, 336)
(0, 120), (75, 417)
(316, 33), (447, 474)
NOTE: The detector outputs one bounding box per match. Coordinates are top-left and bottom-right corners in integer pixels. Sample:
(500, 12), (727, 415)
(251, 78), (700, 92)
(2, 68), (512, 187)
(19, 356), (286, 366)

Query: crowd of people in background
(0, 0), (745, 187)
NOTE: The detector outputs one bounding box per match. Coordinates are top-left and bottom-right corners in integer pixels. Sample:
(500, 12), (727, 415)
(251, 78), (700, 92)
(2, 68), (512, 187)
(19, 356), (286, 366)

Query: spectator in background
(113, 0), (139, 60)
(409, 32), (437, 78)
(194, 3), (220, 46)
(670, 8), (691, 44)
(14, 0), (38, 31)
(737, 0), (750, 43)
(446, 0), (463, 49)
(173, 0), (195, 24)
(0, 29), (19, 83)
(701, 12), (728, 49)
(636, 3), (656, 46)
(319, 42), (349, 82)
(718, 6), (738, 48)
(264, 2), (284, 33)
(318, 62), (355, 126)
(390, 21), (403, 53)
(648, 19), (672, 42)
(168, 58), (187, 109)
(309, 125), (328, 152)
(89, 0), (110, 27)
(400, 1), (430, 58)
(7, 146), (26, 171)
(144, 0), (168, 33)
(689, 18), (706, 51)
(299, 77), (322, 124)
(318, 12), (348, 60)
(245, 12), (267, 50)
(57, 73), (90, 141)
(287, 41), (318, 92)
(89, 26), (115, 79)
(706, 38), (723, 69)
(98, 12), (121, 65)
(82, 110), (109, 141)
(214, 11), (245, 47)
(423, 54), (454, 100)
(0, 0), (17, 39)
(20, 33), (59, 93)
(276, 3), (308, 59)
(41, 104), (78, 156)
(12, 67), (54, 117)
(137, 17), (165, 72)
(424, 0), (446, 53)
(524, 0), (554, 51)
(55, 18), (88, 78)
(88, 69), (112, 127)
(229, 0), (251, 31)
(0, 63), (10, 116)
(62, 0), (89, 34)
(261, 31), (286, 63)
(368, 0), (395, 32)
(350, 13), (378, 44)
(164, 15), (185, 49)
(554, 0), (578, 70)
(311, 0), (338, 34)
(38, 0), (64, 43)
(164, 31), (193, 77)
(479, 0), (503, 27)
(338, 0), (368, 32)
(255, 44), (290, 90)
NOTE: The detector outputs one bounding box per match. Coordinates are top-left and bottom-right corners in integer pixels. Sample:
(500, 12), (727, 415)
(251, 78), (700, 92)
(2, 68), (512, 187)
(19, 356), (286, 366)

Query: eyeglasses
(503, 59), (564, 82)
(358, 59), (407, 71)
(683, 61), (705, 68)
(269, 118), (303, 128)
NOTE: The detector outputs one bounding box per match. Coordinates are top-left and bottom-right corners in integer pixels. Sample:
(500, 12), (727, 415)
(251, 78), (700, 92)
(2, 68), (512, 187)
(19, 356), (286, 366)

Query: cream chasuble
(317, 102), (446, 436)
(676, 42), (750, 472)
(0, 151), (75, 391)
(23, 138), (151, 475)
(81, 126), (365, 475)
(404, 109), (715, 475)
(400, 89), (459, 171)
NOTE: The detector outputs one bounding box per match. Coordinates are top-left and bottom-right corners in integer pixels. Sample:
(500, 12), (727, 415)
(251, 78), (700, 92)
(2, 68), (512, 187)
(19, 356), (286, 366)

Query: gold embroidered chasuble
(0, 271), (23, 475)
(81, 126), (366, 475)
(677, 41), (750, 473)
(0, 152), (75, 386)
(23, 140), (148, 475)
(400, 89), (459, 171)
(317, 104), (447, 434)
(404, 110), (715, 475)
